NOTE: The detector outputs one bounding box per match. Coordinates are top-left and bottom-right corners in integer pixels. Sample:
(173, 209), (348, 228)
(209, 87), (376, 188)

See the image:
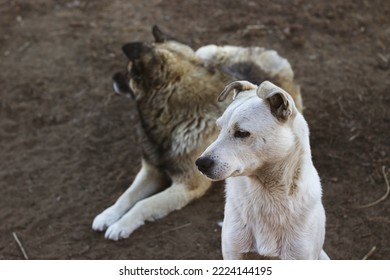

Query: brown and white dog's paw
(92, 206), (122, 232)
(104, 214), (144, 240)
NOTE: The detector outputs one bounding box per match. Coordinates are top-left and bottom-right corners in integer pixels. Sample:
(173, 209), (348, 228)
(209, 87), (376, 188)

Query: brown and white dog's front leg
(92, 159), (168, 233)
(104, 174), (211, 240)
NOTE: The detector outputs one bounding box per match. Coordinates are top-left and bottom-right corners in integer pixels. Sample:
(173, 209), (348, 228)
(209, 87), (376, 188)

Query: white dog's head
(196, 80), (301, 181)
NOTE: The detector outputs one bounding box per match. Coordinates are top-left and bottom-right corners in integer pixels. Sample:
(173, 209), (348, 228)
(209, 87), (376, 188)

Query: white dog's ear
(257, 81), (295, 121)
(218, 80), (257, 102)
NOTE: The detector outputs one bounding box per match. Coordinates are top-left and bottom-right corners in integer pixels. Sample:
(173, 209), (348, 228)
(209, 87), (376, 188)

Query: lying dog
(92, 26), (302, 240)
(196, 80), (329, 259)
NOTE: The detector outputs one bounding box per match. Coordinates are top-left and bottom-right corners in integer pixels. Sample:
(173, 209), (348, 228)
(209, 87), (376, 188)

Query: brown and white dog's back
(196, 81), (329, 259)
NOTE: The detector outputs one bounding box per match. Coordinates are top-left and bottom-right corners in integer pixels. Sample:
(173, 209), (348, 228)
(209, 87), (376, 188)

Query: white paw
(104, 222), (132, 240)
(104, 211), (145, 240)
(92, 207), (122, 231)
(104, 218), (143, 240)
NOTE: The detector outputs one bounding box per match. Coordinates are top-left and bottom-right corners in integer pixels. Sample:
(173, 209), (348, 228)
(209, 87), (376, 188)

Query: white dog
(196, 80), (329, 260)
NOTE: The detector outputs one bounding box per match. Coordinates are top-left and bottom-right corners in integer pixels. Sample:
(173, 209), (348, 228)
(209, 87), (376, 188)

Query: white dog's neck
(253, 140), (304, 196)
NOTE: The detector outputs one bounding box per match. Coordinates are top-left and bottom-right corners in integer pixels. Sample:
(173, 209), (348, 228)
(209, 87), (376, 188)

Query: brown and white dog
(196, 80), (329, 259)
(92, 26), (302, 240)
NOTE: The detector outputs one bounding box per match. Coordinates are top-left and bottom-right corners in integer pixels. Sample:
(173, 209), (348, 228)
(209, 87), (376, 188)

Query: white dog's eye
(234, 130), (250, 138)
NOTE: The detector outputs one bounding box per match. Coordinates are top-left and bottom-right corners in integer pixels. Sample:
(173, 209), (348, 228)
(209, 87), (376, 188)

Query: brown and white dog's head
(196, 80), (302, 181)
(112, 25), (200, 99)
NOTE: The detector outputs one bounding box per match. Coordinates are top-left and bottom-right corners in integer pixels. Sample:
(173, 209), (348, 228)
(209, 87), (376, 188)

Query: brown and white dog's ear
(152, 25), (176, 43)
(256, 81), (296, 121)
(218, 80), (257, 102)
(122, 42), (152, 61)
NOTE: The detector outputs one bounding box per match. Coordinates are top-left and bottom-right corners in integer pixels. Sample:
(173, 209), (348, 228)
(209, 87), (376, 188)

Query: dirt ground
(0, 0), (389, 260)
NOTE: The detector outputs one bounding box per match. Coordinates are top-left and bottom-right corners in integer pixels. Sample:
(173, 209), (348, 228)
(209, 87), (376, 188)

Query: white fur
(197, 81), (329, 260)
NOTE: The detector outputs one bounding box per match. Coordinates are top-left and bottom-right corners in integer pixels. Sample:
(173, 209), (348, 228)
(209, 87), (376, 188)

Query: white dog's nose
(195, 157), (214, 174)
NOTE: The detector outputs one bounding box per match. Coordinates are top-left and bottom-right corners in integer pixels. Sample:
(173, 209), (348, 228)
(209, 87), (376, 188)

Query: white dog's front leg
(92, 160), (168, 232)
(319, 250), (330, 260)
(221, 199), (253, 260)
(104, 178), (211, 240)
(221, 220), (245, 259)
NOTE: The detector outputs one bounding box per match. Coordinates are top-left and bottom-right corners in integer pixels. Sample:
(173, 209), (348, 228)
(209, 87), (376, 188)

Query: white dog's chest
(223, 177), (300, 258)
